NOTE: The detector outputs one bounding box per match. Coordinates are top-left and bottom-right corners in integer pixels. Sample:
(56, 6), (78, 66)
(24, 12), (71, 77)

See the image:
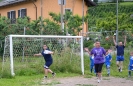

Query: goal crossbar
(5, 35), (84, 76)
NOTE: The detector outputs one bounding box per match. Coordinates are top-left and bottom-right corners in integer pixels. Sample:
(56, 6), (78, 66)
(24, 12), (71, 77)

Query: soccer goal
(2, 35), (84, 76)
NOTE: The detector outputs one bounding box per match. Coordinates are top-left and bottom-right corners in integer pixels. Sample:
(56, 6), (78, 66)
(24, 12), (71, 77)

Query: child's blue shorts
(128, 66), (133, 71)
(116, 56), (124, 61)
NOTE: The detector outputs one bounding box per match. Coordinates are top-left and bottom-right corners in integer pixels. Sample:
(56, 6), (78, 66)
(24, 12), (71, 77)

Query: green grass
(0, 50), (132, 85)
(0, 73), (80, 86)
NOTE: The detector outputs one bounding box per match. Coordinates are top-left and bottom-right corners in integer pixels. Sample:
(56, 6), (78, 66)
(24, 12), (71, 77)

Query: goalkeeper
(34, 45), (56, 79)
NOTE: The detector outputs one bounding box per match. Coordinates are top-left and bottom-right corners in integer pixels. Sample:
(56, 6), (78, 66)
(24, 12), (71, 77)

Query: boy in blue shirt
(90, 55), (95, 73)
(128, 52), (133, 77)
(105, 49), (112, 76)
(113, 36), (126, 72)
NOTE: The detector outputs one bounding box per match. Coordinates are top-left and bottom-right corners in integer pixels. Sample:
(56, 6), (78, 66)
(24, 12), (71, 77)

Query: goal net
(2, 35), (84, 76)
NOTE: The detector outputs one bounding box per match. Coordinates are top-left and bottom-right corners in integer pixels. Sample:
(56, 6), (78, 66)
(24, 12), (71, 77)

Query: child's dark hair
(105, 49), (108, 52)
(130, 51), (133, 54)
(47, 46), (50, 50)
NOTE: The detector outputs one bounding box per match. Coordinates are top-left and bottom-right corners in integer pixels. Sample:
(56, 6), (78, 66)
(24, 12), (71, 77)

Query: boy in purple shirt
(85, 41), (106, 83)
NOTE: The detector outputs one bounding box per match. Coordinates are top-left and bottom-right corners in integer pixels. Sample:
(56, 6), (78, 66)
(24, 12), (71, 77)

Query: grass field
(0, 73), (81, 86)
(0, 50), (132, 86)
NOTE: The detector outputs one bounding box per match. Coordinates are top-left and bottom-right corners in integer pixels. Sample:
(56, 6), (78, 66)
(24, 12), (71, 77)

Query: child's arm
(48, 51), (54, 54)
(34, 53), (42, 56)
(84, 48), (90, 54)
(113, 36), (117, 46)
(110, 55), (112, 62)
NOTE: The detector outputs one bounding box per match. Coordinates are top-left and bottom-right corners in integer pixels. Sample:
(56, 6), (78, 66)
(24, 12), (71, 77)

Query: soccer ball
(44, 50), (52, 54)
(105, 36), (109, 40)
(12, 73), (15, 77)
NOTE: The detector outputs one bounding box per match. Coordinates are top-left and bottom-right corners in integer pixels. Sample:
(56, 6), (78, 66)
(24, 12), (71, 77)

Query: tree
(96, 12), (133, 31)
(49, 11), (83, 36)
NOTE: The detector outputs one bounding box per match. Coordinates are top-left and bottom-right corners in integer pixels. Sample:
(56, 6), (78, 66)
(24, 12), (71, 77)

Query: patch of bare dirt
(41, 76), (133, 86)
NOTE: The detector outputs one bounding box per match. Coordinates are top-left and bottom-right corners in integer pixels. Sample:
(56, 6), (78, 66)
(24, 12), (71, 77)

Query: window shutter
(18, 10), (20, 18)
(21, 9), (27, 18)
(25, 9), (27, 16)
(11, 11), (16, 23)
(7, 12), (10, 19)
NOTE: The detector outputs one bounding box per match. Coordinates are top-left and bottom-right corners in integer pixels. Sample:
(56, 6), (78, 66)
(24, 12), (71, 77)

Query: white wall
(123, 0), (133, 1)
(98, 0), (114, 3)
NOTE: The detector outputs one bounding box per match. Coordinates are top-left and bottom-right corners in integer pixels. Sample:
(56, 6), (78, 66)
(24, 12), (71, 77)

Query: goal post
(2, 35), (84, 76)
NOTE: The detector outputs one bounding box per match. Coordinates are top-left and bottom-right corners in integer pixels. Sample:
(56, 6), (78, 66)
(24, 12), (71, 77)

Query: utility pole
(82, 0), (85, 36)
(116, 0), (118, 44)
(41, 0), (43, 35)
(60, 0), (64, 33)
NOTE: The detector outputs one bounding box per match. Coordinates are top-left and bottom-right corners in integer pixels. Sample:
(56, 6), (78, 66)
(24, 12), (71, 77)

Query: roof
(0, 0), (35, 7)
(0, 0), (96, 8)
(85, 0), (97, 7)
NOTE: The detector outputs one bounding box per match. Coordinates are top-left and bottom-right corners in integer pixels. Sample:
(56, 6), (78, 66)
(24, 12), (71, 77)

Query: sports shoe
(97, 79), (100, 83)
(107, 73), (110, 77)
(52, 72), (56, 77)
(44, 76), (48, 79)
(118, 67), (121, 72)
(120, 69), (122, 72)
(128, 75), (131, 77)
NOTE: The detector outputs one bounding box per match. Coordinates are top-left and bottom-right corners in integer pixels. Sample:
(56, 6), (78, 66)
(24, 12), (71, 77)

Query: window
(7, 10), (16, 24)
(18, 8), (27, 18)
(64, 8), (72, 13)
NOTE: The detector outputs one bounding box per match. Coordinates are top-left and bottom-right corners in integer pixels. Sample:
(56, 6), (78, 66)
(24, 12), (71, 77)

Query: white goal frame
(4, 35), (84, 76)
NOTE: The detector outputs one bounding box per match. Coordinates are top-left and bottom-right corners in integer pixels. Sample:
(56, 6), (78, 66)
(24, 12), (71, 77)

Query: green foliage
(83, 40), (94, 49)
(88, 3), (133, 31)
(51, 48), (81, 74)
(49, 11), (83, 36)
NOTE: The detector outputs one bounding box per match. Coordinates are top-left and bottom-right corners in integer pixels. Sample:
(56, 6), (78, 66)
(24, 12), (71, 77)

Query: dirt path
(56, 76), (133, 86)
(41, 76), (133, 86)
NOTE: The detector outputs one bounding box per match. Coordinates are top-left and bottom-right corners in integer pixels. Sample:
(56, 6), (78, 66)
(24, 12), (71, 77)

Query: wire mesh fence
(1, 35), (83, 77)
(83, 30), (133, 54)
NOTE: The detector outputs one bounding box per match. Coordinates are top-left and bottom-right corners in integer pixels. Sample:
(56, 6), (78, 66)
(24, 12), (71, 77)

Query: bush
(101, 44), (111, 49)
(83, 40), (94, 48)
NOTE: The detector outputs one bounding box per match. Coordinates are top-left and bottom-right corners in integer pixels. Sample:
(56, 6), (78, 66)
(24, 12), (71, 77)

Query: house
(0, 0), (96, 35)
(123, 0), (133, 1)
(94, 0), (133, 3)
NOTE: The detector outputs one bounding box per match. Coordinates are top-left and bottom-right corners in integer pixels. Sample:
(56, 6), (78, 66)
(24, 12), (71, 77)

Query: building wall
(0, 0), (88, 19)
(0, 0), (88, 35)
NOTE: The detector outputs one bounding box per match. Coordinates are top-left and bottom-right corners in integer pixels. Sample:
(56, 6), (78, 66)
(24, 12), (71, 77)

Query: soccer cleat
(44, 76), (48, 79)
(107, 73), (110, 77)
(120, 69), (122, 72)
(52, 72), (56, 77)
(118, 67), (121, 72)
(128, 75), (131, 77)
(97, 79), (100, 83)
